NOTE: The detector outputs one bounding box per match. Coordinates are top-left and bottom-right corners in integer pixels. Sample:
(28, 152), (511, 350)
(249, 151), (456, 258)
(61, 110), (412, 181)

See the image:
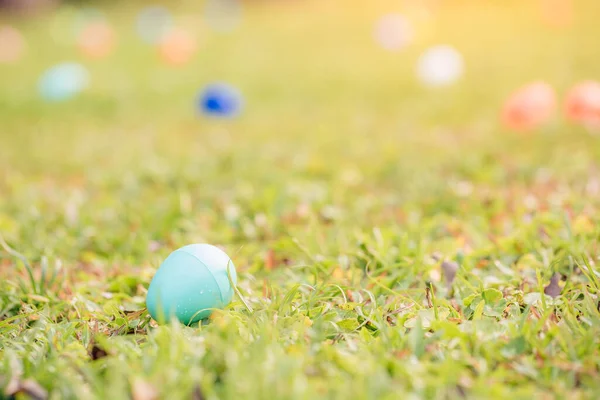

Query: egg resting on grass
(564, 81), (600, 129)
(158, 28), (197, 66)
(38, 62), (89, 102)
(501, 81), (556, 132)
(197, 83), (243, 118)
(146, 244), (237, 325)
(417, 45), (464, 87)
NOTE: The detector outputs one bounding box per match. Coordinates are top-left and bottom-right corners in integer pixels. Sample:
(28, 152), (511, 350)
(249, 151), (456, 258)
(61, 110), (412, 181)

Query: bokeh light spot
(0, 25), (25, 64)
(78, 20), (115, 59)
(501, 82), (556, 132)
(564, 81), (600, 130)
(416, 45), (464, 87)
(198, 83), (243, 118)
(158, 28), (197, 66)
(374, 14), (413, 51)
(38, 62), (90, 102)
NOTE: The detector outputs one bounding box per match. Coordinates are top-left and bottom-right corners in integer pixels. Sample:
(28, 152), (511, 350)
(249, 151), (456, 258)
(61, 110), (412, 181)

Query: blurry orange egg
(78, 21), (115, 59)
(0, 25), (25, 64)
(158, 28), (197, 66)
(564, 81), (600, 128)
(540, 0), (573, 27)
(502, 82), (557, 131)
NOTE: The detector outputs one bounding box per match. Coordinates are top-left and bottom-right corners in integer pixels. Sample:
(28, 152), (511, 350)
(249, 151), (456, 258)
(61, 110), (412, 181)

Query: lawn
(1, 0), (600, 398)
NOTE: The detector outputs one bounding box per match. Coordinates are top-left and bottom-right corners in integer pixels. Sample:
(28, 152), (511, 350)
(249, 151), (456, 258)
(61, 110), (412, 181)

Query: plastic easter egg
(137, 6), (172, 44)
(373, 14), (413, 51)
(197, 83), (243, 118)
(158, 28), (197, 66)
(501, 81), (556, 131)
(146, 244), (237, 324)
(417, 45), (464, 87)
(564, 81), (600, 129)
(540, 0), (573, 28)
(78, 20), (115, 59)
(0, 25), (25, 64)
(38, 62), (89, 102)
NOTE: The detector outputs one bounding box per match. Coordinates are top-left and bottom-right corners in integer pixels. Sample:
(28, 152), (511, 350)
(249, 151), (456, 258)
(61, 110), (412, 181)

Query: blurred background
(1, 0), (599, 210)
(3, 3), (600, 398)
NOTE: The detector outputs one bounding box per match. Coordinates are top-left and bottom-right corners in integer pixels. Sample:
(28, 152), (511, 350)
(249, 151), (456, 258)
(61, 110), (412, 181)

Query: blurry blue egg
(197, 83), (243, 118)
(146, 244), (237, 325)
(136, 6), (172, 44)
(38, 62), (89, 102)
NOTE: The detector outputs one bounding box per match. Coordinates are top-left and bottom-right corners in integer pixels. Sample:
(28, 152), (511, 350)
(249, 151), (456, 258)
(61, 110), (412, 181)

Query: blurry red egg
(502, 82), (557, 131)
(158, 28), (197, 66)
(78, 21), (115, 59)
(0, 25), (25, 64)
(564, 81), (600, 128)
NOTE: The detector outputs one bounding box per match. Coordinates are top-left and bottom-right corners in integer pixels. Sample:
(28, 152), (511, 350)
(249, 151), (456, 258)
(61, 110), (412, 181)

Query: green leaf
(408, 317), (425, 358)
(108, 275), (140, 295)
(482, 288), (503, 304)
(359, 325), (374, 342)
(463, 293), (480, 307)
(501, 336), (527, 358)
(473, 299), (485, 320)
(483, 305), (503, 318)
(431, 321), (463, 339)
(337, 318), (360, 332)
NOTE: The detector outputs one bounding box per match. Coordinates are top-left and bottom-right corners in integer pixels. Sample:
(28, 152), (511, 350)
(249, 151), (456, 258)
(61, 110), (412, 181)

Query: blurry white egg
(417, 45), (464, 87)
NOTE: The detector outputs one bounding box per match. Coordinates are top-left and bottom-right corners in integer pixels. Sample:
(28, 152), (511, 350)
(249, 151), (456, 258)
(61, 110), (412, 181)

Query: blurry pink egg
(78, 21), (115, 59)
(374, 14), (413, 51)
(0, 25), (25, 64)
(158, 28), (197, 66)
(502, 82), (557, 131)
(564, 81), (600, 128)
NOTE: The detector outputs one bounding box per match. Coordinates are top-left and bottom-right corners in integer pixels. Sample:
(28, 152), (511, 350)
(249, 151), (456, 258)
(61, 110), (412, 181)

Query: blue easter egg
(146, 244), (237, 325)
(38, 62), (89, 102)
(136, 6), (172, 44)
(197, 83), (243, 118)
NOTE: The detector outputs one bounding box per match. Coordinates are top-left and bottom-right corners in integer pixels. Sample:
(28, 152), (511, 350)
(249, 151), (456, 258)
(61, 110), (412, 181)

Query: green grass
(1, 0), (600, 398)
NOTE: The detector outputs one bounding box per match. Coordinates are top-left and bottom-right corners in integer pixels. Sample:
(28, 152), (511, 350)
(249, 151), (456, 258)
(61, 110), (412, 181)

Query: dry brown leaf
(265, 249), (275, 270)
(192, 385), (206, 400)
(5, 378), (48, 400)
(441, 260), (459, 290)
(544, 273), (562, 298)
